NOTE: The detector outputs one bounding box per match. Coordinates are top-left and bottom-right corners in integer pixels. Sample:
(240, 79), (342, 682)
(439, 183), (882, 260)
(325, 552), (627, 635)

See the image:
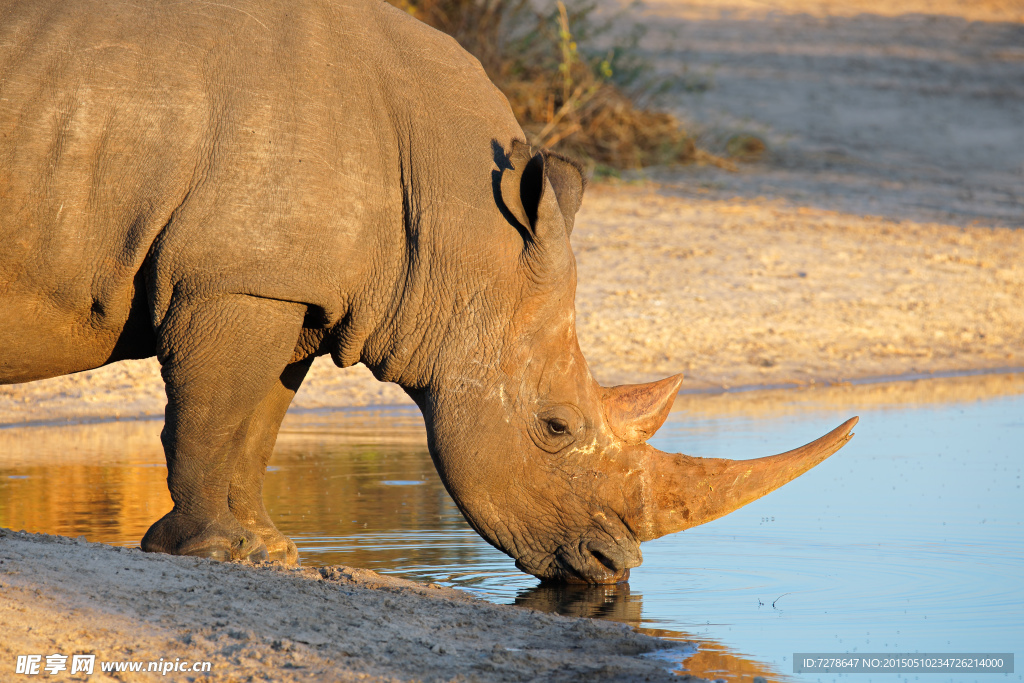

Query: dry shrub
(725, 133), (767, 161)
(389, 0), (697, 170)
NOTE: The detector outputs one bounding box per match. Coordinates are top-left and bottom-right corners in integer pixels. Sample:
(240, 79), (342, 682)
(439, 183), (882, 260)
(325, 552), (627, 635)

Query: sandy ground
(640, 0), (1024, 24)
(4, 190), (1022, 424)
(638, 1), (1024, 229)
(0, 530), (696, 682)
(3, 1), (1022, 423)
(2, 1), (1023, 681)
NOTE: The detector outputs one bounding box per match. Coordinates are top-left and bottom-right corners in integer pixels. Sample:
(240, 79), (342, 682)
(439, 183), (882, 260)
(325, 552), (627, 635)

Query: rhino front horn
(631, 416), (859, 542)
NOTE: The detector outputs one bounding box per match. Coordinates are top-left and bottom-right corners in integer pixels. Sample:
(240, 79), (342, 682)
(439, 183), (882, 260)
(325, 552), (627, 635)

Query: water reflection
(515, 583), (787, 681)
(2, 374), (1023, 683)
(0, 418), (171, 545)
(517, 583), (643, 623)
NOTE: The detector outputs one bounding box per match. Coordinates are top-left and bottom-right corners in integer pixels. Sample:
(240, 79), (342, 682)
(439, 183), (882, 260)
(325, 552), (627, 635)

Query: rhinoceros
(0, 0), (856, 583)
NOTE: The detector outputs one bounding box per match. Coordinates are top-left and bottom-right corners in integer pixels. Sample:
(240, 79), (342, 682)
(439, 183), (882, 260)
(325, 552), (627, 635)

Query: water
(1, 375), (1022, 683)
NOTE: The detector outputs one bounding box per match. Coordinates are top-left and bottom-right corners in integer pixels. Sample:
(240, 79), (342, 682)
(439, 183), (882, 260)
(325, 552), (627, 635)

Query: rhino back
(0, 0), (522, 382)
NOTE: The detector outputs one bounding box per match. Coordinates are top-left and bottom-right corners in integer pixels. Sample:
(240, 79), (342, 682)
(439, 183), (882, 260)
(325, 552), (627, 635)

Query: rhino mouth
(519, 540), (639, 585)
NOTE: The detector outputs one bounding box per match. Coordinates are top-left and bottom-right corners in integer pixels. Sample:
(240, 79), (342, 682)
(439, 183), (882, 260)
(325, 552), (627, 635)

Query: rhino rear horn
(603, 374), (684, 444)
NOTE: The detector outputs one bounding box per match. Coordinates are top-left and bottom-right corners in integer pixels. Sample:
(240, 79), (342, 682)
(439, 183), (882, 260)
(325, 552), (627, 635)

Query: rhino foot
(246, 523), (298, 565)
(228, 507), (300, 565)
(141, 510), (269, 563)
(267, 538), (298, 564)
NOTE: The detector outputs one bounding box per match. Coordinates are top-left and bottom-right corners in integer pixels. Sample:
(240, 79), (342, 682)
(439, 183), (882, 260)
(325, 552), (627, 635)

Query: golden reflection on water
(0, 407), (789, 681)
(0, 418), (170, 543)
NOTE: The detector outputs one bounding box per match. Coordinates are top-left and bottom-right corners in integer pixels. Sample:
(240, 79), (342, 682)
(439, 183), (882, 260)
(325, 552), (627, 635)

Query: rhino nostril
(588, 548), (620, 573)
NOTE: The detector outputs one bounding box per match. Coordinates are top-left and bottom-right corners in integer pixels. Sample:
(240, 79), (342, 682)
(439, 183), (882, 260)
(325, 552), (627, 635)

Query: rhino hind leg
(226, 357), (315, 565)
(141, 294), (307, 563)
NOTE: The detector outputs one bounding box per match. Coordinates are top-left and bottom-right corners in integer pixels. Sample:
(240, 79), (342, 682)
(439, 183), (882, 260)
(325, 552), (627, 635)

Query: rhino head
(396, 141), (857, 584)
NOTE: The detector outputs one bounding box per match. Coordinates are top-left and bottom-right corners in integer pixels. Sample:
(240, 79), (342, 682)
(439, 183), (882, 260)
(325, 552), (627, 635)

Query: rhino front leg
(227, 356), (314, 565)
(142, 294), (306, 562)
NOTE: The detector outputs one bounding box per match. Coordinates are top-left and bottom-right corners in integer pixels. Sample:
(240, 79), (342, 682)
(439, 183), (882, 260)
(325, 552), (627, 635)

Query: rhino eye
(546, 418), (569, 436)
(531, 405), (582, 453)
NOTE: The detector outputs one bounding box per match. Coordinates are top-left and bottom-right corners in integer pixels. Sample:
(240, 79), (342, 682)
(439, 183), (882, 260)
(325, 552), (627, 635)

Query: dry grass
(389, 0), (700, 170)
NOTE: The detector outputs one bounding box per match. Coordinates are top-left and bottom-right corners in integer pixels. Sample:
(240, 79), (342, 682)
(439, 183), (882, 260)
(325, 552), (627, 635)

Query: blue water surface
(290, 387), (1023, 682)
(630, 392), (1024, 681)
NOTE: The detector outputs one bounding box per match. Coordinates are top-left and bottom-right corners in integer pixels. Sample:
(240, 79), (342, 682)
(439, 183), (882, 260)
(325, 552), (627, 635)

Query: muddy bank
(0, 530), (697, 682)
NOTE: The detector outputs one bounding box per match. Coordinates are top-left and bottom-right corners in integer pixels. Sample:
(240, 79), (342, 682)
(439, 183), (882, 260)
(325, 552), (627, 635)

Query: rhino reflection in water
(0, 0), (856, 583)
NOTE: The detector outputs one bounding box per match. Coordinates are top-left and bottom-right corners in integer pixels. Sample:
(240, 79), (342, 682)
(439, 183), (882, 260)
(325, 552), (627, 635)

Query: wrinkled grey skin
(0, 0), (640, 582)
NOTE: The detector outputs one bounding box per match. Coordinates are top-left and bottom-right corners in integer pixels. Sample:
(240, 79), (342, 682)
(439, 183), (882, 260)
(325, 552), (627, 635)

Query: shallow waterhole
(2, 374), (1022, 683)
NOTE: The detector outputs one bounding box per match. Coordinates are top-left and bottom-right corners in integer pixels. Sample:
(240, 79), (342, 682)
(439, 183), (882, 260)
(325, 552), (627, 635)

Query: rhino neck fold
(352, 162), (521, 396)
(349, 174), (447, 393)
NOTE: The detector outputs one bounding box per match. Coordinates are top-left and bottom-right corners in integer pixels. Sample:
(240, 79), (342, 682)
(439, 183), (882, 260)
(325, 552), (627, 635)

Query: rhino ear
(499, 140), (568, 243)
(499, 140), (543, 233)
(541, 150), (586, 236)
